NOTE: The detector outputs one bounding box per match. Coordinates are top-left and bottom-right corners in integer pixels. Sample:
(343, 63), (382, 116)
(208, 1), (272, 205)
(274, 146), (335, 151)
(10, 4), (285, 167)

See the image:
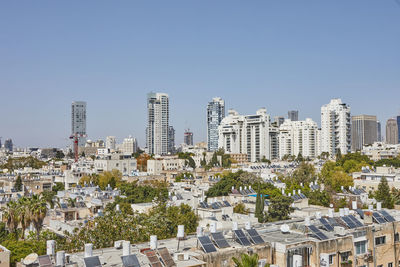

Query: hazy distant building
(274, 116), (285, 127)
(184, 129), (194, 146)
(397, 116), (400, 143)
(386, 118), (398, 145)
(4, 139), (13, 152)
(377, 121), (382, 142)
(351, 115), (377, 151)
(146, 93), (169, 155)
(288, 110), (299, 121)
(121, 136), (137, 155)
(71, 101), (87, 147)
(168, 126), (175, 153)
(321, 99), (351, 156)
(207, 97), (225, 152)
(106, 136), (116, 150)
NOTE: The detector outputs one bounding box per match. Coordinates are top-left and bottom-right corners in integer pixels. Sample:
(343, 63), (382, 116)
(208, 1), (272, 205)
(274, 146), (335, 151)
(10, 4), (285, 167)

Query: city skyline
(1, 1), (400, 148)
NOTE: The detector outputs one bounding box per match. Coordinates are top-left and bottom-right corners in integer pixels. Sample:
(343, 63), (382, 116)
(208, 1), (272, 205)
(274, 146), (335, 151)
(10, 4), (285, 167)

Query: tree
(29, 195), (48, 240)
(14, 175), (23, 192)
(260, 156), (271, 164)
(291, 162), (316, 185)
(55, 150), (65, 159)
(255, 185), (265, 222)
(18, 197), (32, 240)
(2, 201), (20, 240)
(375, 177), (394, 209)
(232, 253), (259, 267)
(233, 203), (249, 215)
(185, 157), (196, 169)
(265, 195), (293, 222)
(52, 182), (65, 192)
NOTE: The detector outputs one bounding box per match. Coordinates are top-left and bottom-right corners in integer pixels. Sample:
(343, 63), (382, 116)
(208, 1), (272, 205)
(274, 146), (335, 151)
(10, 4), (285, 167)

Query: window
(341, 252), (350, 262)
(395, 233), (399, 242)
(389, 263), (393, 267)
(378, 265), (383, 267)
(329, 254), (335, 265)
(375, 236), (386, 246)
(355, 241), (367, 255)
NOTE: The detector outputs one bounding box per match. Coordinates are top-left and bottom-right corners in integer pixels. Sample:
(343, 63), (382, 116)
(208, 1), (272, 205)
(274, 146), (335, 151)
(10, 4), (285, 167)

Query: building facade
(184, 129), (194, 146)
(168, 126), (175, 154)
(4, 139), (13, 152)
(105, 136), (116, 151)
(207, 97), (225, 152)
(397, 116), (400, 144)
(146, 92), (169, 155)
(321, 99), (351, 157)
(218, 108), (272, 162)
(278, 118), (319, 159)
(121, 136), (137, 155)
(351, 115), (377, 152)
(386, 118), (398, 145)
(377, 121), (382, 142)
(288, 110), (299, 121)
(71, 101), (87, 147)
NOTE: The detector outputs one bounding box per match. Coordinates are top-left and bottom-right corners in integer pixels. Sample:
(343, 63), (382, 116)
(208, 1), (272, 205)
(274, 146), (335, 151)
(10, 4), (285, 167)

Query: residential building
(4, 139), (13, 152)
(273, 116), (285, 127)
(321, 98), (351, 156)
(168, 126), (175, 153)
(121, 136), (137, 155)
(146, 92), (169, 155)
(218, 108), (272, 162)
(71, 101), (87, 147)
(386, 118), (398, 144)
(94, 154), (137, 176)
(351, 115), (377, 151)
(184, 129), (193, 146)
(106, 136), (116, 150)
(397, 116), (400, 143)
(278, 118), (319, 159)
(362, 142), (400, 161)
(288, 110), (298, 121)
(207, 97), (225, 152)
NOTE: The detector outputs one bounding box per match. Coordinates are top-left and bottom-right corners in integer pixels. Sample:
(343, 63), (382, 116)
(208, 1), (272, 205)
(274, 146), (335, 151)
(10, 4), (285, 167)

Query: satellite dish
(23, 253), (38, 265)
(280, 224), (290, 233)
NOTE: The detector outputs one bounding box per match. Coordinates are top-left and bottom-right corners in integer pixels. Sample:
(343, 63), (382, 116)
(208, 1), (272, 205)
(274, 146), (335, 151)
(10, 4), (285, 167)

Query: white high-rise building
(218, 108), (271, 162)
(278, 118), (319, 159)
(146, 92), (169, 155)
(121, 136), (137, 155)
(207, 97), (225, 152)
(106, 136), (116, 150)
(71, 101), (87, 147)
(321, 98), (351, 157)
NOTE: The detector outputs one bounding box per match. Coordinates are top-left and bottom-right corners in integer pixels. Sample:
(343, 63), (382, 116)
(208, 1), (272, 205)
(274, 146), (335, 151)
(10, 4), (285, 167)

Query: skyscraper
(377, 121), (382, 142)
(351, 115), (377, 151)
(321, 99), (351, 156)
(397, 116), (400, 144)
(207, 97), (225, 151)
(4, 139), (13, 152)
(184, 129), (194, 146)
(288, 110), (299, 121)
(146, 92), (169, 155)
(386, 118), (398, 144)
(168, 126), (175, 153)
(71, 101), (87, 147)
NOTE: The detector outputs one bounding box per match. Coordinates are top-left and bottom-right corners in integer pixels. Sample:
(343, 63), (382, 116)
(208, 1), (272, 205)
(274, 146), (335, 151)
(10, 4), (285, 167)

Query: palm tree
(29, 195), (47, 240)
(232, 253), (259, 267)
(18, 196), (32, 240)
(2, 201), (21, 240)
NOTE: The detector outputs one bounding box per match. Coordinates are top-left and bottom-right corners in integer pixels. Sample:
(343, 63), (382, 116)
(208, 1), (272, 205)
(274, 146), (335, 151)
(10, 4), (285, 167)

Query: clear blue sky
(1, 1), (399, 148)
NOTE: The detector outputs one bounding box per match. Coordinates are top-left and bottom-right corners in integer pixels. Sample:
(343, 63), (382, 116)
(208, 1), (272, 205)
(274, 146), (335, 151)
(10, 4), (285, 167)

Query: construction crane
(69, 133), (86, 162)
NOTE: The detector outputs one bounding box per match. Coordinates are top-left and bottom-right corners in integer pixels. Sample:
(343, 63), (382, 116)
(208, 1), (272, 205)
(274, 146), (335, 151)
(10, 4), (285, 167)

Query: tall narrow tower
(207, 97), (225, 151)
(146, 93), (169, 155)
(71, 101), (87, 147)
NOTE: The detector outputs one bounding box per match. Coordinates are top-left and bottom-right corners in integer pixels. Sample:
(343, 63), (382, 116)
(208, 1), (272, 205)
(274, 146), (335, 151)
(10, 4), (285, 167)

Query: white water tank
(56, 251), (65, 266)
(339, 208), (344, 217)
(305, 217), (311, 226)
(293, 255), (303, 267)
(116, 204), (120, 212)
(46, 240), (55, 255)
(377, 202), (382, 211)
(328, 208), (334, 218)
(344, 208), (349, 216)
(352, 201), (357, 210)
(210, 222), (217, 233)
(84, 243), (93, 258)
(315, 212), (321, 219)
(368, 204), (373, 211)
(232, 221), (238, 231)
(177, 225), (185, 238)
(123, 241), (131, 256)
(245, 221), (251, 230)
(150, 236), (157, 250)
(196, 227), (203, 237)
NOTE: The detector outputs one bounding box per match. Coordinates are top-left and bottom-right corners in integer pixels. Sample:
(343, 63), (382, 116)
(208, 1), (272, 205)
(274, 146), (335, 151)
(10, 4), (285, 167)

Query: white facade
(278, 119), (319, 159)
(207, 97), (225, 152)
(121, 136), (137, 155)
(94, 154), (137, 176)
(106, 136), (116, 150)
(218, 108), (272, 162)
(147, 93), (169, 155)
(321, 99), (351, 157)
(71, 101), (87, 147)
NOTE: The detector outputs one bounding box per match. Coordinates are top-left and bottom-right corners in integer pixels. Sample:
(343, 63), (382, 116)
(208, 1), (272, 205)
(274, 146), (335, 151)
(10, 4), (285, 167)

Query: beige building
(386, 118), (398, 145)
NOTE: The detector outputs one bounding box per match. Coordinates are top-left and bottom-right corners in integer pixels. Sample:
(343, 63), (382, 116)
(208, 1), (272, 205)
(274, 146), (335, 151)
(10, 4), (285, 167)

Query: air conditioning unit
(334, 226), (346, 236)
